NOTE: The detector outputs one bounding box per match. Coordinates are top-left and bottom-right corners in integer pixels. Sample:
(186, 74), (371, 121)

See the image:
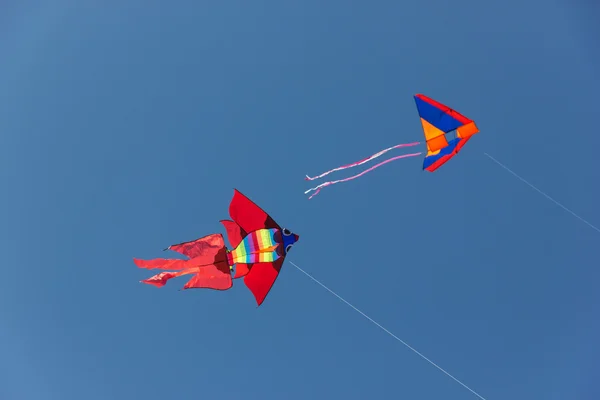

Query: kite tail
(141, 263), (233, 290)
(141, 268), (198, 287)
(305, 142), (421, 181)
(133, 256), (230, 270)
(133, 258), (189, 270)
(304, 152), (422, 199)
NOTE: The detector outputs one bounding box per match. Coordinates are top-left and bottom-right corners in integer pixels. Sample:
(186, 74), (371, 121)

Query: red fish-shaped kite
(134, 189), (300, 306)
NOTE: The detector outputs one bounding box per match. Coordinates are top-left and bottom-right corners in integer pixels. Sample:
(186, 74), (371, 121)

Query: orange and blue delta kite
(414, 94), (479, 172)
(304, 94), (479, 198)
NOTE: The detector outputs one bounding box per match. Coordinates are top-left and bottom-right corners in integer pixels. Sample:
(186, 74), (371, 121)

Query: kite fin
(182, 262), (233, 291)
(233, 263), (252, 279)
(243, 258), (284, 306)
(220, 219), (245, 248)
(228, 189), (279, 232)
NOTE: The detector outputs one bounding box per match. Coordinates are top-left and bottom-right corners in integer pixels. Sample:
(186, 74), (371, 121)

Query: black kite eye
(286, 244), (293, 253)
(282, 228), (291, 236)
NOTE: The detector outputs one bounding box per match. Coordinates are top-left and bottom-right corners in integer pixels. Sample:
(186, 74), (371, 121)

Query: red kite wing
(229, 189), (279, 233)
(243, 257), (284, 306)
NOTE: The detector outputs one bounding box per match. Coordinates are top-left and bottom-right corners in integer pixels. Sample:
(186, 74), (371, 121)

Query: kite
(134, 233), (233, 290)
(304, 94), (479, 198)
(134, 189), (300, 306)
(415, 94), (480, 172)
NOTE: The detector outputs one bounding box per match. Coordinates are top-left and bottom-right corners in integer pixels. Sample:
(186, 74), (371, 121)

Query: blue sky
(1, 1), (598, 399)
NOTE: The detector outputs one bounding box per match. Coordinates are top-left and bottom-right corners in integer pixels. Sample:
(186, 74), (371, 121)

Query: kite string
(305, 142), (421, 181)
(305, 152), (422, 199)
(484, 153), (600, 234)
(289, 261), (488, 400)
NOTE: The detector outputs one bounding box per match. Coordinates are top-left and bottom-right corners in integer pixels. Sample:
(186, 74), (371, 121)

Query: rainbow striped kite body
(227, 228), (280, 265)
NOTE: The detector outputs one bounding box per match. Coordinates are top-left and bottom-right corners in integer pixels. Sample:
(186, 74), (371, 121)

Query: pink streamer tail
(305, 142), (421, 181)
(304, 152), (422, 199)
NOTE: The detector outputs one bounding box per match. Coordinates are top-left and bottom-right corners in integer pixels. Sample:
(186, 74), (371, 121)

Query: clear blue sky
(1, 2), (598, 399)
